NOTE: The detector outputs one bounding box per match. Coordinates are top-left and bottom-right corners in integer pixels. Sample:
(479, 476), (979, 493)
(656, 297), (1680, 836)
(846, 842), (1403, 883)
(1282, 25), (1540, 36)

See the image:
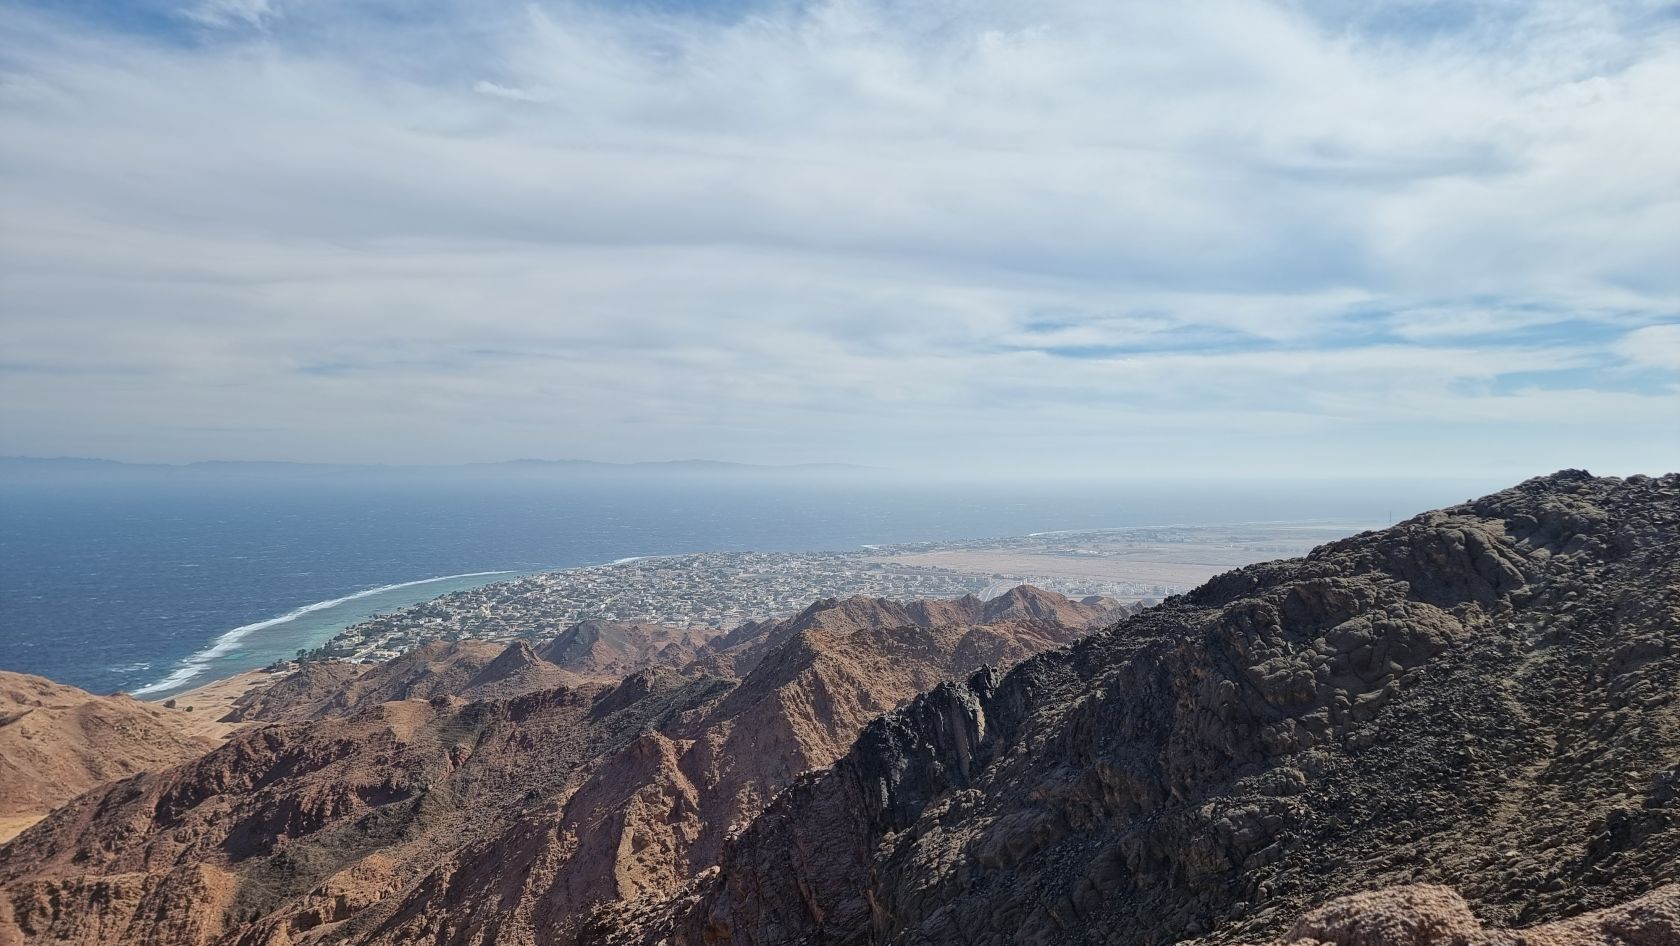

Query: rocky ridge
(224, 641), (583, 724)
(0, 674), (715, 946)
(230, 623), (740, 726)
(534, 621), (721, 681)
(580, 472), (1680, 946)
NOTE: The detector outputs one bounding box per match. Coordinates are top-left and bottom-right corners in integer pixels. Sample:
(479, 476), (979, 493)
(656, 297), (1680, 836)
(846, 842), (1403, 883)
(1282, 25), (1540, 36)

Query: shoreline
(130, 557), (704, 702)
(128, 555), (690, 702)
(128, 519), (1378, 705)
(131, 570), (527, 700)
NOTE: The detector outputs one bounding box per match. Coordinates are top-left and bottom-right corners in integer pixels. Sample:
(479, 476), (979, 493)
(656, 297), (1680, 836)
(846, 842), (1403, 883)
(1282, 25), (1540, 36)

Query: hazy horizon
(2, 453), (1635, 494)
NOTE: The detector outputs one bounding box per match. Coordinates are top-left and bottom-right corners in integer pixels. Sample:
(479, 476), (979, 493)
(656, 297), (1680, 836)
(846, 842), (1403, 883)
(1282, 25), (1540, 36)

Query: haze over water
(0, 470), (1496, 696)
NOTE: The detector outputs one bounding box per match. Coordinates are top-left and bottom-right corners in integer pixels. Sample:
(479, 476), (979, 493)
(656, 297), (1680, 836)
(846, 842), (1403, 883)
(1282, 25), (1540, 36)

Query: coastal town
(303, 521), (1369, 664)
(304, 551), (993, 661)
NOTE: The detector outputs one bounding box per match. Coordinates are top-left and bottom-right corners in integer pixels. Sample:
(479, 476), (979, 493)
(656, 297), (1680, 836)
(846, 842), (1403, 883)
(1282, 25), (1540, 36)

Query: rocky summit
(0, 472), (1675, 946)
(578, 471), (1679, 946)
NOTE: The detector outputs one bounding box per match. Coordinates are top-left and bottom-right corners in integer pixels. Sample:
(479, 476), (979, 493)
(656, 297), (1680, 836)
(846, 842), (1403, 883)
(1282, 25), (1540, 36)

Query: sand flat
(869, 550), (1232, 589)
(868, 523), (1374, 599)
(165, 669), (281, 728)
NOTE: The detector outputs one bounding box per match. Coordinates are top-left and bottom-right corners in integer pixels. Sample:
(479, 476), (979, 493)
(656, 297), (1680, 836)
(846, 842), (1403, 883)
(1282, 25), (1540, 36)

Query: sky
(0, 0), (1677, 479)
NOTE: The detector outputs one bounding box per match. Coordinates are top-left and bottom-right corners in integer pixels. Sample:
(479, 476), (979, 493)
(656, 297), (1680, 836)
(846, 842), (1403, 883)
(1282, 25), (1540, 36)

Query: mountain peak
(592, 472), (1680, 946)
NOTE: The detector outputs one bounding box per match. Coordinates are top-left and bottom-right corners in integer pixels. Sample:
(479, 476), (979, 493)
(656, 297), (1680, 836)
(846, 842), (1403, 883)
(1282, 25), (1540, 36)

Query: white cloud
(0, 0), (1676, 475)
(180, 0), (277, 29)
(1616, 324), (1680, 372)
(472, 80), (543, 102)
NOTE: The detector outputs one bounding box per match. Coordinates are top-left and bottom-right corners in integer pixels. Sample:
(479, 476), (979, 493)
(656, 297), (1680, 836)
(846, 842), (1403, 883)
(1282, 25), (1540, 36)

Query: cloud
(179, 0), (277, 28)
(1616, 323), (1680, 372)
(0, 0), (1676, 475)
(472, 80), (543, 102)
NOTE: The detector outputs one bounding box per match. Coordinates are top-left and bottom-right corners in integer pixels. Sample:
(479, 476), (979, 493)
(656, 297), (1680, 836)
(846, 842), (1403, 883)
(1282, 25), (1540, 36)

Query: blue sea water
(0, 474), (1492, 698)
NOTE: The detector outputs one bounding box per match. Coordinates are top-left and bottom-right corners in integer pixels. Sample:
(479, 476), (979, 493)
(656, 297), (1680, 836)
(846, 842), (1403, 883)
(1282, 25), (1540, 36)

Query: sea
(0, 473), (1494, 698)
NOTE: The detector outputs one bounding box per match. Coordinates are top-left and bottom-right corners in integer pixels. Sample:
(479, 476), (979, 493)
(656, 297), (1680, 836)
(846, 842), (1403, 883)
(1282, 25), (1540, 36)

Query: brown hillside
(0, 674), (722, 946)
(231, 623), (724, 726)
(225, 640), (583, 723)
(0, 671), (228, 844)
(535, 621), (720, 679)
(0, 586), (1117, 945)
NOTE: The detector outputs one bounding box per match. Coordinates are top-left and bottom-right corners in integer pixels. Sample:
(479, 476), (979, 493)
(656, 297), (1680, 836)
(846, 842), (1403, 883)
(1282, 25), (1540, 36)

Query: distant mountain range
(0, 455), (876, 479)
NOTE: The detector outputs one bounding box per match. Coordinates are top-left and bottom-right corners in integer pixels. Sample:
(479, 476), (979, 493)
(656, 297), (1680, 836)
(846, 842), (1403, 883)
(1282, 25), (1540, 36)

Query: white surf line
(131, 571), (515, 696)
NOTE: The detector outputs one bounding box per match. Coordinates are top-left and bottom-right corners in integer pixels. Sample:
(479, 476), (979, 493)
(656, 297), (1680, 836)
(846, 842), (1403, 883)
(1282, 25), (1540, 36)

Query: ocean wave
(130, 571), (513, 696)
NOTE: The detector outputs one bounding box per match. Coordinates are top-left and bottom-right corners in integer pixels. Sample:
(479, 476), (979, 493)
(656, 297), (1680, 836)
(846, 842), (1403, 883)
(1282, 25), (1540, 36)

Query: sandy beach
(158, 669), (282, 728)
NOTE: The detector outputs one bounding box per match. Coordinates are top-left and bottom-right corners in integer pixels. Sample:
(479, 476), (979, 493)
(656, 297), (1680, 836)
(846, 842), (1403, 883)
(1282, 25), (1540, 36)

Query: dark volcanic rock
(587, 471), (1680, 946)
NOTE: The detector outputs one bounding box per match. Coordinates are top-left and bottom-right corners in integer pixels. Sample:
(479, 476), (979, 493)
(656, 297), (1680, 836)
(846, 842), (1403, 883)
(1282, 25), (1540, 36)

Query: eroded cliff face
(589, 472), (1678, 946)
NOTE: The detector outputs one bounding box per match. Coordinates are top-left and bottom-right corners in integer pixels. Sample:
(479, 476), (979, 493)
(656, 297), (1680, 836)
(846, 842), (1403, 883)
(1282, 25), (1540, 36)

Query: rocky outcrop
(694, 586), (1128, 678)
(590, 472), (1679, 946)
(226, 641), (583, 723)
(221, 662), (365, 723)
(0, 671), (228, 844)
(1256, 883), (1679, 946)
(536, 622), (720, 679)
